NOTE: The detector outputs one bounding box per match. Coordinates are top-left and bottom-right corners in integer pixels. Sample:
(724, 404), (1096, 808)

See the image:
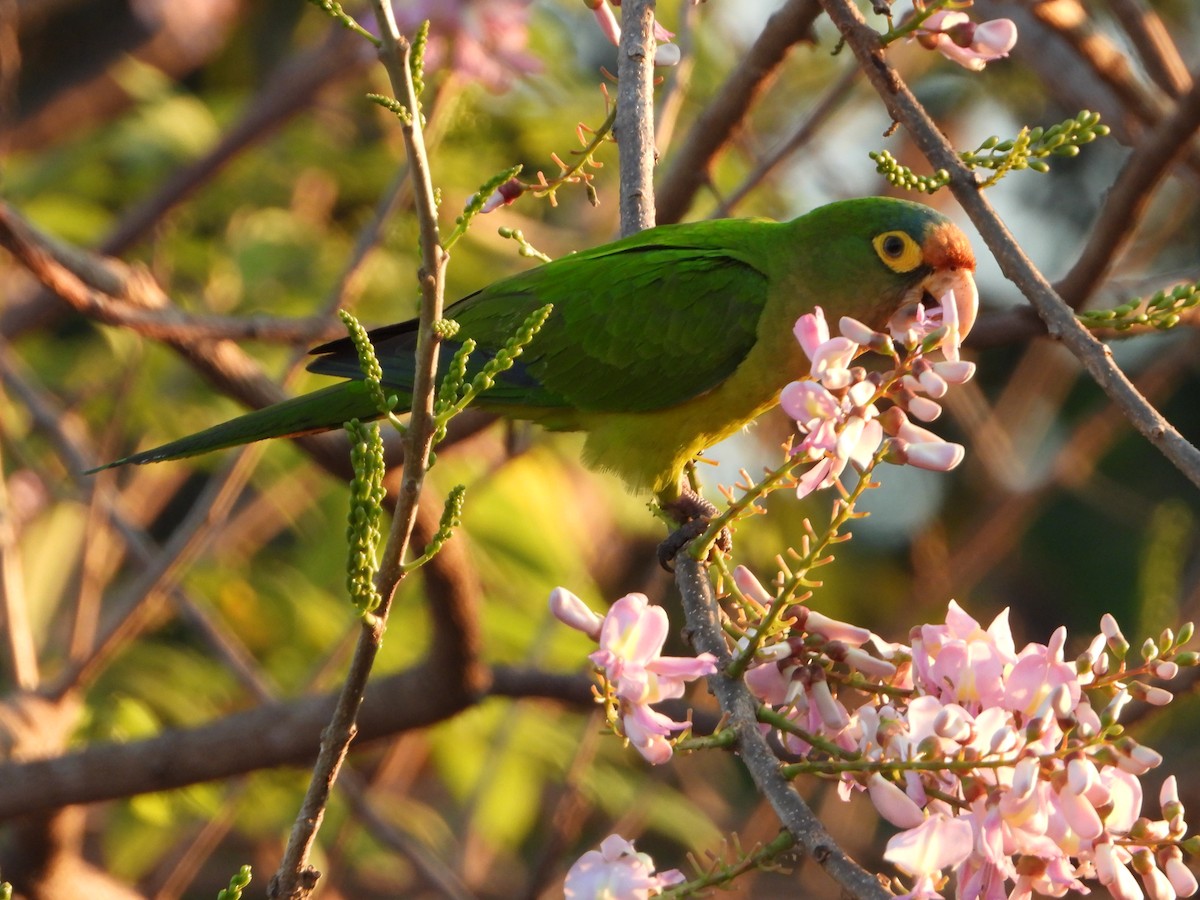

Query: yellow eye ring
(872, 230), (923, 273)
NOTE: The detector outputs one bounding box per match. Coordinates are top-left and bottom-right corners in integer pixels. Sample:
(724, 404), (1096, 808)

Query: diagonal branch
(655, 0), (823, 224)
(1055, 74), (1200, 307)
(674, 553), (890, 899)
(817, 0), (1200, 492)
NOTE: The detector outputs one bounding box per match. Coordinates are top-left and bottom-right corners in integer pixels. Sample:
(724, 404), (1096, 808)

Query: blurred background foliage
(1, 0), (1199, 896)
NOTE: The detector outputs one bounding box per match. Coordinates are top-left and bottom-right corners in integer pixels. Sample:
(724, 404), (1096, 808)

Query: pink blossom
(745, 658), (796, 706)
(621, 702), (685, 765)
(748, 599), (1194, 900)
(780, 380), (841, 435)
(885, 813), (974, 886)
(903, 440), (964, 472)
(564, 834), (685, 899)
(561, 591), (715, 764)
(589, 593), (716, 707)
(794, 305), (831, 358)
(1004, 627), (1080, 718)
(869, 773), (926, 828)
(914, 11), (1018, 72)
(1164, 848), (1198, 896)
(912, 602), (1016, 711)
(479, 176), (525, 213)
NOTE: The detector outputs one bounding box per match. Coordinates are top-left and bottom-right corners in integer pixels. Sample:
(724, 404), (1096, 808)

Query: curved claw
(657, 487), (732, 571)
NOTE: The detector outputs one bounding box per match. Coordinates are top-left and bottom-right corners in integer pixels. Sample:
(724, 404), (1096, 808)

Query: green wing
(308, 227), (771, 414)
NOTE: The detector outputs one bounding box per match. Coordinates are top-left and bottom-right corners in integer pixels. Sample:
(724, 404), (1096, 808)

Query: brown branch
(0, 202), (344, 345)
(1105, 0), (1193, 98)
(1026, 0), (1160, 116)
(655, 0), (822, 224)
(0, 200), (360, 474)
(817, 0), (1200, 492)
(0, 666), (591, 823)
(713, 64), (860, 218)
(616, 0), (659, 234)
(673, 553), (889, 899)
(0, 434), (37, 690)
(0, 26), (368, 341)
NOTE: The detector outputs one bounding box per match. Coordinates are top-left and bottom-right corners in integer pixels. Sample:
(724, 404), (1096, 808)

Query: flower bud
(549, 587), (604, 640)
(1153, 660), (1179, 680)
(868, 773), (926, 828)
(907, 395), (943, 422)
(906, 440), (965, 472)
(1101, 613), (1131, 659)
(1164, 848), (1199, 896)
(732, 565), (774, 608)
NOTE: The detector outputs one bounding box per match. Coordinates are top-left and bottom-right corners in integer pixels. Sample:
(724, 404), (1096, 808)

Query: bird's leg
(656, 484), (732, 571)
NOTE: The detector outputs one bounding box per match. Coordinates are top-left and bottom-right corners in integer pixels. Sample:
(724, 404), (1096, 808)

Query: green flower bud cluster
(338, 310), (395, 417)
(410, 20), (429, 98)
(433, 303), (554, 442)
(1078, 280), (1200, 331)
(346, 418), (386, 613)
(963, 110), (1109, 184)
(305, 0), (380, 46)
(871, 110), (1109, 192)
(405, 485), (467, 573)
(367, 92), (412, 126)
(869, 150), (950, 194)
(216, 866), (253, 900)
(498, 226), (552, 263)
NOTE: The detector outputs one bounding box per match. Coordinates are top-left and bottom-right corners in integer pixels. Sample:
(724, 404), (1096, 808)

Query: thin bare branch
(0, 665), (591, 822)
(1105, 0), (1193, 98)
(269, 5), (450, 894)
(1056, 74), (1200, 307)
(655, 0), (822, 224)
(713, 64), (860, 218)
(0, 432), (38, 690)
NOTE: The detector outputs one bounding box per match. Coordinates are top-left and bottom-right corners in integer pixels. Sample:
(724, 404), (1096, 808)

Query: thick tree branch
(0, 666), (592, 823)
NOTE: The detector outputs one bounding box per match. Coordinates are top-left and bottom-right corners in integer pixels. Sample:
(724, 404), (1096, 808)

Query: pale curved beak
(929, 267), (979, 340)
(886, 267), (979, 359)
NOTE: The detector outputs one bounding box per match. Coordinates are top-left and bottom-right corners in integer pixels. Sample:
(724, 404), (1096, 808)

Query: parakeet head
(795, 198), (978, 342)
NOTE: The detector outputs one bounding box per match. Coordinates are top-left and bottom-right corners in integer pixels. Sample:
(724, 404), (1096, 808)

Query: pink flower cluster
(551, 589), (717, 764)
(783, 293), (975, 500)
(738, 572), (1198, 900)
(564, 834), (685, 899)
(912, 8), (1018, 71)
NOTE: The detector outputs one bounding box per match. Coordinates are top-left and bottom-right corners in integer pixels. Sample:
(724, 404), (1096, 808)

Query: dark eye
(882, 234), (906, 258)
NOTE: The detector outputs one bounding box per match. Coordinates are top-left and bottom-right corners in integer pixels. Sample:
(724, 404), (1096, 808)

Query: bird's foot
(657, 488), (732, 571)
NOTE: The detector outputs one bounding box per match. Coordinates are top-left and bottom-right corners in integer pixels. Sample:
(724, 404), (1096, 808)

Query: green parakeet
(92, 198), (977, 503)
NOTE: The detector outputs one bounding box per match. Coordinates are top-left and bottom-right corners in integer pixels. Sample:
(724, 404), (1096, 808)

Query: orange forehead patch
(923, 221), (976, 271)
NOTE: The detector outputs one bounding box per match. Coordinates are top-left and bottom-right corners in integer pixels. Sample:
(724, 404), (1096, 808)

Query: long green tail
(88, 381), (387, 472)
